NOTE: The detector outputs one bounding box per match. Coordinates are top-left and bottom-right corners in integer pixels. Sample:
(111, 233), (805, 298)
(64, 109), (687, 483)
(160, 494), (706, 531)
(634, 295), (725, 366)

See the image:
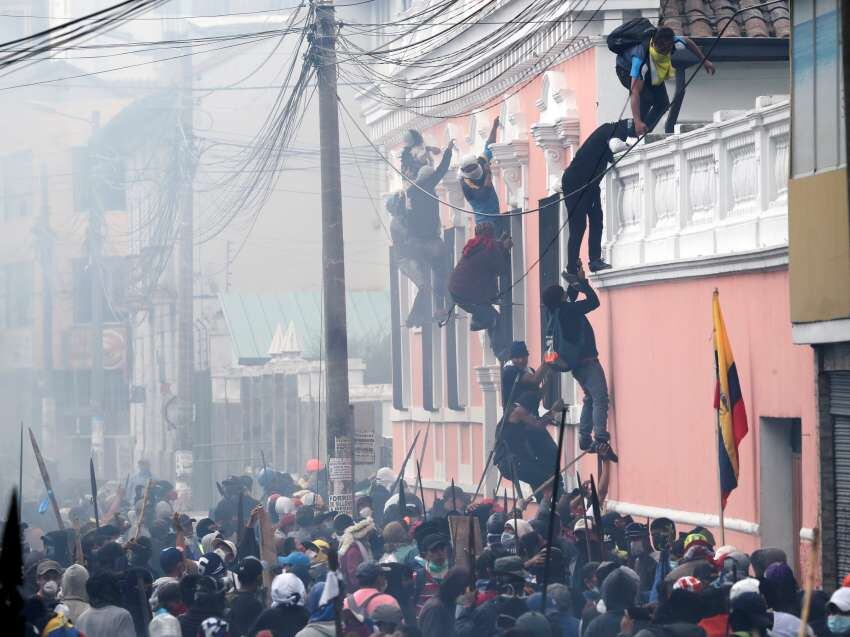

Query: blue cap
(277, 551), (311, 570)
(159, 547), (183, 573)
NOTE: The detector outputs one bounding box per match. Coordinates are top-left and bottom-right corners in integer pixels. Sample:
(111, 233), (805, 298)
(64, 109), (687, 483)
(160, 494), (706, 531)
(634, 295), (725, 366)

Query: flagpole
(712, 289), (726, 546)
(716, 411), (726, 546)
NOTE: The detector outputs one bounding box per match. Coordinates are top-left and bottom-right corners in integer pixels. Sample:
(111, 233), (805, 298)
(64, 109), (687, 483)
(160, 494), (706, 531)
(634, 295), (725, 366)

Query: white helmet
(375, 468), (396, 490)
(275, 496), (294, 517)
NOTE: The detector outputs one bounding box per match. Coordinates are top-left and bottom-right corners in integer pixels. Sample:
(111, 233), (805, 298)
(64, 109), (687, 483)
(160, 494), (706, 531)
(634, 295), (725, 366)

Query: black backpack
(607, 17), (656, 54)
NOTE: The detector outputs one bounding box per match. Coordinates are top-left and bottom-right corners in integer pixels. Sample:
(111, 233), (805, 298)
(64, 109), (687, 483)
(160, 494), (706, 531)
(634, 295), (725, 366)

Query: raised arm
(682, 36), (716, 75)
(486, 116), (500, 147)
(427, 141), (455, 186)
(571, 278), (600, 314)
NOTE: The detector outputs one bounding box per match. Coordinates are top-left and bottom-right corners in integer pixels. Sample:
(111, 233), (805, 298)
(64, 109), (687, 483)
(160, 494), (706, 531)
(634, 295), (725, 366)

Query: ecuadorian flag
(712, 291), (748, 509)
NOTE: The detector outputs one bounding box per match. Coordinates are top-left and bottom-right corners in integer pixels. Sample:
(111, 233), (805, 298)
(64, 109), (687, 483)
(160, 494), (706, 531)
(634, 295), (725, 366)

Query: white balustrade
(603, 96), (789, 273)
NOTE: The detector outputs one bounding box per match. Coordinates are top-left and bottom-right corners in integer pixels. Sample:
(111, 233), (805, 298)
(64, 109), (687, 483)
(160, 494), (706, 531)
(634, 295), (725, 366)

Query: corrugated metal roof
(219, 291), (390, 362)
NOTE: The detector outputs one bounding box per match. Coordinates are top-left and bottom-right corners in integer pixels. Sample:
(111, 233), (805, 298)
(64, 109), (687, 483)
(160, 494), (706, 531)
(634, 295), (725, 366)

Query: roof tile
(662, 0), (789, 38)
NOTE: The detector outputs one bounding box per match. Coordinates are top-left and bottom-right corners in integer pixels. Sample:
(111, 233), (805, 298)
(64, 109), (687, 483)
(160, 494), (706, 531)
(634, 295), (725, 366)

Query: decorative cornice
(474, 364), (500, 391)
(488, 140), (530, 169)
(592, 246), (788, 289)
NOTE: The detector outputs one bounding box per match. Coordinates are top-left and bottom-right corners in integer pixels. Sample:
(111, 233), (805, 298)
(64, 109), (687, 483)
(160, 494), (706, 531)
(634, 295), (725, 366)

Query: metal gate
(830, 371), (850, 582)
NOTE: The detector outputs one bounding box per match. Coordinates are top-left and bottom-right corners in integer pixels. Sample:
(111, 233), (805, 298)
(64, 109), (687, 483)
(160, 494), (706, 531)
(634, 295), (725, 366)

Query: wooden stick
(797, 527), (820, 637)
(541, 409), (568, 612)
(522, 451), (590, 505)
(28, 428), (64, 531)
(90, 458), (100, 529)
(133, 479), (153, 541)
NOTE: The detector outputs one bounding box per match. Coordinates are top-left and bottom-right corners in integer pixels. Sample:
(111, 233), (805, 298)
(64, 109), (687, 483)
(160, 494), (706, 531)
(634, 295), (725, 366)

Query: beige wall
(789, 168), (850, 323)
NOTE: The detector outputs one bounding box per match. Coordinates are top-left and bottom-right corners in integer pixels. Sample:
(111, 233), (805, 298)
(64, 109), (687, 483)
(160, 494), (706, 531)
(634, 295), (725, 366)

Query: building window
(792, 0), (845, 177)
(0, 262), (34, 328)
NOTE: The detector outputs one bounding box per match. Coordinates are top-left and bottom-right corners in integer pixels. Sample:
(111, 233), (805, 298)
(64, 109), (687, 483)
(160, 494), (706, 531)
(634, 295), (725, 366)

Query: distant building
(787, 0), (848, 588)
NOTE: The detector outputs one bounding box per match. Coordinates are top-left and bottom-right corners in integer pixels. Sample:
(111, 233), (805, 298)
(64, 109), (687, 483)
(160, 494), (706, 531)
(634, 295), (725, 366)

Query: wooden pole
(797, 527), (820, 637)
(133, 479), (153, 541)
(541, 409), (567, 612)
(28, 428), (64, 531)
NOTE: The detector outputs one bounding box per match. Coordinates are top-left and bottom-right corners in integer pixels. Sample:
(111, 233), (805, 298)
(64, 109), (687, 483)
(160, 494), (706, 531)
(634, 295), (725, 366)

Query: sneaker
(579, 435), (593, 452)
(608, 138), (630, 154)
(592, 440), (619, 463)
(588, 259), (612, 273)
(561, 269), (580, 284)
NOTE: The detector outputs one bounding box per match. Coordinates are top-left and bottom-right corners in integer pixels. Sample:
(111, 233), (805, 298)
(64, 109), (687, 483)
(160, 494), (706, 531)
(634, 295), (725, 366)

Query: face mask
(427, 560), (448, 576)
(359, 508), (373, 519)
(41, 581), (59, 597)
(305, 550), (317, 560)
(501, 532), (516, 553)
(629, 541), (645, 556)
(828, 616), (850, 635)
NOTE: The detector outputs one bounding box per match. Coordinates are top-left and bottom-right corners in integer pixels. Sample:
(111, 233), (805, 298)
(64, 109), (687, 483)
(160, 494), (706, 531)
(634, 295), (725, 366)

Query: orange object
(305, 458), (322, 473)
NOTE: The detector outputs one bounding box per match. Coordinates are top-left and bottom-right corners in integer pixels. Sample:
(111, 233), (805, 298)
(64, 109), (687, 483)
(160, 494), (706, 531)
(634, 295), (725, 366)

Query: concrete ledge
(593, 246), (788, 289)
(792, 318), (850, 345)
(606, 499), (760, 536)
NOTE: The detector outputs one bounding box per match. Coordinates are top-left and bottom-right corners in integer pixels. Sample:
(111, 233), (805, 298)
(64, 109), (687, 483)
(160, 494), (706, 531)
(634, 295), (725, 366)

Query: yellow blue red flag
(712, 291), (748, 509)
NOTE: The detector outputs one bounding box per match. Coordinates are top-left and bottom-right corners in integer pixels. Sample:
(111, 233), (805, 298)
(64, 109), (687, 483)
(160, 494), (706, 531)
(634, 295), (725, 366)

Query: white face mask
(41, 581), (59, 597)
(359, 508), (373, 519)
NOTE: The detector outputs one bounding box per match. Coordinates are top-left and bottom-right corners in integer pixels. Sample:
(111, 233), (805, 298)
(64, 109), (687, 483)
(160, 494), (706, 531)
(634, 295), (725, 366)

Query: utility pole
(315, 0), (354, 516)
(39, 163), (55, 464)
(177, 50), (196, 498)
(89, 111), (105, 477)
(225, 240), (232, 292)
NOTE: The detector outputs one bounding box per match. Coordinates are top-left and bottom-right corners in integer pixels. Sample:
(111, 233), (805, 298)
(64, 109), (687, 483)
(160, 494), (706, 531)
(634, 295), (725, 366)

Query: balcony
(598, 95), (789, 288)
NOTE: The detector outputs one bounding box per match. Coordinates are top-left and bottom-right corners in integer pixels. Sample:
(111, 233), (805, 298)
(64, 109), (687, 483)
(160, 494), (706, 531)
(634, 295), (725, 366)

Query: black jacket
(562, 121), (629, 206)
(550, 281), (600, 361)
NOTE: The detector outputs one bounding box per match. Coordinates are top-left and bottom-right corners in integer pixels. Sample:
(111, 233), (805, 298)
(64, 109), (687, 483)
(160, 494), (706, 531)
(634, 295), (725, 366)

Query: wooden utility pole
(315, 0), (354, 516)
(89, 111), (105, 476)
(177, 49), (196, 494)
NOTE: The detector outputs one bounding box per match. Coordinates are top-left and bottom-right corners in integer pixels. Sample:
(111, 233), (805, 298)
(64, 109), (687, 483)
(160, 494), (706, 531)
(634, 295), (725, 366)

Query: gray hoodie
(60, 564), (91, 623)
(295, 622), (337, 637)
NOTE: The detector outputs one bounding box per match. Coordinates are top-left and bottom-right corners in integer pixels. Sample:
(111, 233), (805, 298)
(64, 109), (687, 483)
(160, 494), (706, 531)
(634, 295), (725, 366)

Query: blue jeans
(572, 358), (609, 441)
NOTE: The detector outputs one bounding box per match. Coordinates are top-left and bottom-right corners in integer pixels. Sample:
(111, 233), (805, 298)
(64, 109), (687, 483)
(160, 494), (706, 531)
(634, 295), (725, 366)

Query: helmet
(275, 496), (294, 517)
(375, 468), (396, 490)
(257, 468), (274, 487)
(305, 459), (322, 473)
(486, 512), (507, 535)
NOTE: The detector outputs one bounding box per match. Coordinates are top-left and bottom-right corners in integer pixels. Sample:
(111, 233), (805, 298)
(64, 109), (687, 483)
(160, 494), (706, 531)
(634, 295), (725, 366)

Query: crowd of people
(9, 451), (850, 637)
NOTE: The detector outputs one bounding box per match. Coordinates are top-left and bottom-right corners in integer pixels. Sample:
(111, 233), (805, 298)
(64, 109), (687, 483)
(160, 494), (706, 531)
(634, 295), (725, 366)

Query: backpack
(606, 17), (656, 54)
(543, 306), (586, 372)
(342, 591), (383, 637)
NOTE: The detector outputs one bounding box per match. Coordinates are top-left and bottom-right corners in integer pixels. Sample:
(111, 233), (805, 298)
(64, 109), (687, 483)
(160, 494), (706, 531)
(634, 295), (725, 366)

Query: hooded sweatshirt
(584, 567), (639, 637)
(61, 564), (91, 623)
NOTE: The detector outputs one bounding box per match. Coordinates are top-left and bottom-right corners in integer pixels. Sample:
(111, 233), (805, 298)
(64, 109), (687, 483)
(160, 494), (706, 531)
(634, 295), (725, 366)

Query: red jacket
(448, 239), (509, 304)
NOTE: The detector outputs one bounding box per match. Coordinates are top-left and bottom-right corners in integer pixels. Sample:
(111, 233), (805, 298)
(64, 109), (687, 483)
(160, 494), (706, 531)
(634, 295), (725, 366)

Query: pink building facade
(360, 1), (813, 572)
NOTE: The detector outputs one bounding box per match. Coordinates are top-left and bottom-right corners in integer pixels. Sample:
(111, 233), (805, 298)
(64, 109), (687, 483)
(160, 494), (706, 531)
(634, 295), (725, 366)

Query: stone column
(475, 363), (501, 495)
